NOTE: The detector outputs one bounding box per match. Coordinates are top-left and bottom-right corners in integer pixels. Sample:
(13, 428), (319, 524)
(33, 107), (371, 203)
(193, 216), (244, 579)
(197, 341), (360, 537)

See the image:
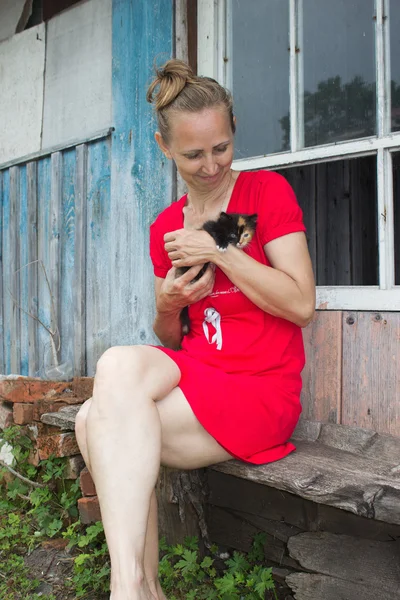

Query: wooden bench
(42, 407), (400, 599)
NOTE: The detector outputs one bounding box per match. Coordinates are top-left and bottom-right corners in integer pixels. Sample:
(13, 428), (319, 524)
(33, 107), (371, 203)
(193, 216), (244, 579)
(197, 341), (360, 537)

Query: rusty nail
(346, 316), (355, 325)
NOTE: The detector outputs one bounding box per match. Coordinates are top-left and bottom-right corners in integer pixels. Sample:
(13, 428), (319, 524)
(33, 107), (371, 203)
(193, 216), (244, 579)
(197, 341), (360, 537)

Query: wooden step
(211, 420), (400, 525)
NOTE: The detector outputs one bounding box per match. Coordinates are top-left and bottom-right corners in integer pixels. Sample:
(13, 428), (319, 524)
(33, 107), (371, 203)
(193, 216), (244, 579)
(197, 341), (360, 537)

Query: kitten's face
(222, 213), (257, 249)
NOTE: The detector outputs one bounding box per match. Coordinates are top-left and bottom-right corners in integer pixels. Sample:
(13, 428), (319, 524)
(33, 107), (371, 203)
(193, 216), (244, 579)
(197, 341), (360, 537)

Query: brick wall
(0, 376), (100, 524)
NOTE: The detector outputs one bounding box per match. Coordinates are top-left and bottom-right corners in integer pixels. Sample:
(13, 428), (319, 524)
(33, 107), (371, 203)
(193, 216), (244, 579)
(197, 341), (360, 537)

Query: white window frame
(198, 0), (400, 310)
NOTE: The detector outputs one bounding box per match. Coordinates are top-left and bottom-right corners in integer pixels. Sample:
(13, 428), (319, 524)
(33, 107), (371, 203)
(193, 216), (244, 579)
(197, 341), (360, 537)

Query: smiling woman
(74, 58), (315, 600)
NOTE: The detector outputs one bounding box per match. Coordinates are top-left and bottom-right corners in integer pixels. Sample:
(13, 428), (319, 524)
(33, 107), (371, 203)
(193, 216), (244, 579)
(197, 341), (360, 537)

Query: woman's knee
(95, 345), (150, 383)
(94, 345), (180, 401)
(75, 397), (92, 434)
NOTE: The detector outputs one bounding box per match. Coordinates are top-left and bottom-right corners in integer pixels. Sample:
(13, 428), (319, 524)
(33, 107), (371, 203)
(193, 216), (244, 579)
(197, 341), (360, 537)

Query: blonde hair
(146, 59), (235, 143)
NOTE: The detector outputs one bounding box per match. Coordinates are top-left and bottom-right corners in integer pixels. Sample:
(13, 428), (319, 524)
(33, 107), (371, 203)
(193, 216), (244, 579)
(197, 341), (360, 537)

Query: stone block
(64, 455), (86, 479)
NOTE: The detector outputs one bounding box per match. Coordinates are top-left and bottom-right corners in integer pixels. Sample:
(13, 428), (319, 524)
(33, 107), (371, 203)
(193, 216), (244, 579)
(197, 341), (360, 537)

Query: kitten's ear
(219, 212), (232, 220)
(249, 213), (258, 225)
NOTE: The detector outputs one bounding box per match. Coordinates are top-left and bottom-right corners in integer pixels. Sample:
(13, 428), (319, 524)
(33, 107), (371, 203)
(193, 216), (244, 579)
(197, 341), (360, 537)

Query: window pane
(303, 0), (376, 147)
(231, 0), (289, 158)
(394, 153), (400, 284)
(391, 1), (400, 132)
(277, 156), (378, 286)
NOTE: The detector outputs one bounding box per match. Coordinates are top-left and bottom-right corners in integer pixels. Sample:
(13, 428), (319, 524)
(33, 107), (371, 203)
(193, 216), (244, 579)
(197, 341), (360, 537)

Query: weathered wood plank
(316, 160), (352, 285)
(49, 152), (62, 369)
(85, 138), (112, 375)
(350, 155), (378, 285)
(60, 148), (76, 375)
(207, 504), (301, 570)
(288, 532), (400, 595)
(278, 165), (317, 274)
(286, 573), (399, 600)
(37, 157), (52, 377)
(394, 153), (400, 284)
(301, 311), (342, 423)
(110, 0), (173, 346)
(208, 469), (400, 543)
(19, 165), (29, 376)
(157, 467), (204, 547)
(212, 436), (400, 525)
(2, 169), (12, 373)
(207, 469), (314, 530)
(27, 162), (39, 377)
(342, 311), (400, 436)
(9, 167), (21, 373)
(0, 171), (4, 374)
(74, 145), (87, 376)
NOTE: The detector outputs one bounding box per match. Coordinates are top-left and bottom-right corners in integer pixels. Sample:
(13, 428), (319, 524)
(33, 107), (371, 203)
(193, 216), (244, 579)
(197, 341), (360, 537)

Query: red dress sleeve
(256, 172), (306, 246)
(149, 219), (171, 278)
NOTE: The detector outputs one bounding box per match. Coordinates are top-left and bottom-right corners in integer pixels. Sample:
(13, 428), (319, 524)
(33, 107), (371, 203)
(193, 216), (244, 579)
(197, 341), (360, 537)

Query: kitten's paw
(216, 245), (227, 252)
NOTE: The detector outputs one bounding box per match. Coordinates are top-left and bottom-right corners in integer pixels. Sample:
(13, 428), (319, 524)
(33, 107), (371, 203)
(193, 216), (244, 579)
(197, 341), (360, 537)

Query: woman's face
(156, 107), (235, 191)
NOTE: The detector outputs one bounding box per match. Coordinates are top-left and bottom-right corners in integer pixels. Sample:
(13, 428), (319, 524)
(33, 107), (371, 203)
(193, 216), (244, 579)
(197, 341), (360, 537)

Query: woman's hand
(156, 264), (215, 315)
(164, 229), (217, 268)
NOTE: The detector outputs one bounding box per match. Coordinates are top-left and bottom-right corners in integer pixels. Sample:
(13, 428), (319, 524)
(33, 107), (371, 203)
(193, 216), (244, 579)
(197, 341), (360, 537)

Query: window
(198, 0), (399, 310)
(277, 156), (378, 286)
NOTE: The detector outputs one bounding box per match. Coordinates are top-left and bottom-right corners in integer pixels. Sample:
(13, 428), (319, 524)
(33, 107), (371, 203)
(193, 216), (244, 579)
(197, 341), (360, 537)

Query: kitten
(176, 212), (258, 335)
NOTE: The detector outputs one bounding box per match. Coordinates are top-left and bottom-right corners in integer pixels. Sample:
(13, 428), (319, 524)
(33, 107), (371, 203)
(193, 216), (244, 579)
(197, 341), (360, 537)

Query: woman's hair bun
(146, 59), (197, 111)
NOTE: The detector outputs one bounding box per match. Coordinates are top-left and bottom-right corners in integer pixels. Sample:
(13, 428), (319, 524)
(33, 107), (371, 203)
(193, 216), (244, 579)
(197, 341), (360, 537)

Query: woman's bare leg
(75, 345), (231, 600)
(80, 346), (180, 600)
(75, 400), (166, 599)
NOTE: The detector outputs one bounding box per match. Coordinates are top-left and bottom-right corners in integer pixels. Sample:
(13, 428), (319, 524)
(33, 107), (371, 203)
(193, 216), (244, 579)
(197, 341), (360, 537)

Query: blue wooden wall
(0, 0), (173, 377)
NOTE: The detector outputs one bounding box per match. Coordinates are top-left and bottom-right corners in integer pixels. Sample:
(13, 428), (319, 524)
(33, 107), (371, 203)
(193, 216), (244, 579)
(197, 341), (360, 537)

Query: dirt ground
(24, 541), (294, 600)
(24, 540), (108, 600)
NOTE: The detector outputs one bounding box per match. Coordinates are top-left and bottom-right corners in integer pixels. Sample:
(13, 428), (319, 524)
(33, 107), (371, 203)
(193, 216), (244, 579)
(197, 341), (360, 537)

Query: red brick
(78, 496), (102, 524)
(0, 378), (71, 404)
(37, 432), (80, 460)
(32, 400), (69, 421)
(0, 401), (13, 429)
(64, 455), (86, 479)
(72, 377), (94, 400)
(80, 467), (96, 496)
(25, 422), (62, 440)
(13, 403), (34, 425)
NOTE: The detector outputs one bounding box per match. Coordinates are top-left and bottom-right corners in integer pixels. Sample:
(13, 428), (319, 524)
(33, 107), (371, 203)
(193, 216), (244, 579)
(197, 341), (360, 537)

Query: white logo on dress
(202, 308), (222, 350)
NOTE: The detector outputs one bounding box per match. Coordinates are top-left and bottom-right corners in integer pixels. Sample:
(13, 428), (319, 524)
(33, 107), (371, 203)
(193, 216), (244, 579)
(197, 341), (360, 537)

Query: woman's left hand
(164, 228), (217, 267)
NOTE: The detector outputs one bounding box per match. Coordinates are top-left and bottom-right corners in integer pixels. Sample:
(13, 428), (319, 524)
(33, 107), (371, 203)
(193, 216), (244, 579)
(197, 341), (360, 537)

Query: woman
(75, 59), (315, 600)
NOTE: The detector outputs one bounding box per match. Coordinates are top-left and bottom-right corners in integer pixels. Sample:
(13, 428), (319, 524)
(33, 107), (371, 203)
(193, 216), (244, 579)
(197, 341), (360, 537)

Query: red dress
(149, 170), (307, 464)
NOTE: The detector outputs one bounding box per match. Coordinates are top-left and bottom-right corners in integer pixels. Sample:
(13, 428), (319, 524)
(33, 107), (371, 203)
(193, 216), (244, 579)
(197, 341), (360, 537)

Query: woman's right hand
(156, 264), (215, 314)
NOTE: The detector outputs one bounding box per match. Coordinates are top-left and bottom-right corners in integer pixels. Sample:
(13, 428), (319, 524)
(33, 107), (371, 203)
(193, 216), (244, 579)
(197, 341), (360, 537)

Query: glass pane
(277, 156), (378, 286)
(394, 153), (400, 284)
(303, 0), (376, 147)
(230, 0), (289, 158)
(391, 0), (400, 132)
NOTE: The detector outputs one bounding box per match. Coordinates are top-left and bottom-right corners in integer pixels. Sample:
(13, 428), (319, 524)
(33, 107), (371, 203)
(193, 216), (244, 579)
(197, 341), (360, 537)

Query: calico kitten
(176, 212), (258, 335)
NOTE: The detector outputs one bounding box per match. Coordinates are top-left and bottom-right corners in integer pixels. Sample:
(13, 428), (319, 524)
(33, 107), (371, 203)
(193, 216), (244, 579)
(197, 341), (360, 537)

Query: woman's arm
(153, 264), (215, 348)
(165, 229), (315, 328)
(214, 231), (315, 327)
